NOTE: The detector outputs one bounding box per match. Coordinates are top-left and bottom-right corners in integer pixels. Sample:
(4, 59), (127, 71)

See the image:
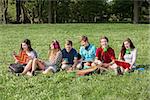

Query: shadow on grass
(136, 64), (150, 70)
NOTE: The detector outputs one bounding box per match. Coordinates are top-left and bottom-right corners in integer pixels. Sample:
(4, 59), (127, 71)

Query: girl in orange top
(13, 39), (37, 74)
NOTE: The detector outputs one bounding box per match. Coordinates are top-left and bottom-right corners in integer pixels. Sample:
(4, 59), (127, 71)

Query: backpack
(8, 63), (25, 73)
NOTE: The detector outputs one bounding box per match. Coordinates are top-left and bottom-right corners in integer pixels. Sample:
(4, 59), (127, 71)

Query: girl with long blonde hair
(27, 40), (62, 76)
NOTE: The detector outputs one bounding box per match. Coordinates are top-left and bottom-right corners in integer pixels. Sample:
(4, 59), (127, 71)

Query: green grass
(0, 24), (150, 100)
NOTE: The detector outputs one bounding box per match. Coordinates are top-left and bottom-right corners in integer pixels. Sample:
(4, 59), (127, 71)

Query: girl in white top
(118, 38), (137, 72)
(26, 40), (62, 76)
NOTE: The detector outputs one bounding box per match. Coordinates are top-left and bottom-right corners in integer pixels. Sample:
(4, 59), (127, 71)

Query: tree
(0, 0), (2, 23)
(16, 0), (21, 23)
(57, 0), (70, 23)
(1, 0), (148, 24)
(77, 0), (108, 22)
(133, 0), (139, 24)
(133, 0), (149, 24)
(1, 0), (8, 24)
(52, 1), (57, 23)
(112, 0), (133, 21)
(48, 0), (52, 23)
(38, 0), (43, 23)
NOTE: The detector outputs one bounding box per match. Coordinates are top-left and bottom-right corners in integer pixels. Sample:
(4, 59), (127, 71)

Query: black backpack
(8, 63), (25, 73)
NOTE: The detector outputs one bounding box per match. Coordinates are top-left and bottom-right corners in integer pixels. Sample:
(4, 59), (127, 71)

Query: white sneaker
(26, 72), (33, 76)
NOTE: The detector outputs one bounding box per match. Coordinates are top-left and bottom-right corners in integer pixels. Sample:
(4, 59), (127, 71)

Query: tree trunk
(48, 0), (52, 23)
(38, 0), (42, 23)
(20, 1), (26, 23)
(31, 8), (35, 24)
(0, 0), (2, 23)
(53, 1), (57, 23)
(2, 0), (8, 24)
(16, 0), (21, 23)
(133, 0), (139, 24)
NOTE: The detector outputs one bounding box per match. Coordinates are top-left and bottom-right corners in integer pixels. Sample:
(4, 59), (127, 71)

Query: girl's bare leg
(31, 58), (45, 74)
(31, 58), (38, 73)
(124, 68), (129, 72)
(22, 60), (33, 75)
(76, 66), (97, 76)
(43, 67), (53, 74)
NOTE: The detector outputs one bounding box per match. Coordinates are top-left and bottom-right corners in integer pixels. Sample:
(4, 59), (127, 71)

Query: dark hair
(20, 39), (33, 51)
(80, 35), (88, 42)
(50, 40), (61, 50)
(100, 36), (109, 42)
(66, 40), (72, 46)
(120, 38), (135, 59)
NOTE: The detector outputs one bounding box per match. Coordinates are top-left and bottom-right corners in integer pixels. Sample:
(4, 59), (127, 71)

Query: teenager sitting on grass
(26, 40), (62, 76)
(76, 35), (96, 69)
(61, 40), (78, 70)
(12, 39), (37, 75)
(92, 36), (116, 69)
(116, 38), (137, 73)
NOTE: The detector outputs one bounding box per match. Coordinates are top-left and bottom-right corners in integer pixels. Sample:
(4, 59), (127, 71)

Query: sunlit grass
(0, 24), (149, 100)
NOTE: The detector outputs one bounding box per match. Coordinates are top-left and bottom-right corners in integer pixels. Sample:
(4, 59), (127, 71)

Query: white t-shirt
(124, 48), (137, 68)
(26, 50), (37, 59)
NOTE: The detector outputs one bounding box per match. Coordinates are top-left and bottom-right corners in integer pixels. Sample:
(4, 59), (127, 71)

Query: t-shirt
(62, 48), (78, 64)
(26, 50), (37, 59)
(96, 47), (115, 63)
(123, 48), (137, 68)
(79, 44), (96, 61)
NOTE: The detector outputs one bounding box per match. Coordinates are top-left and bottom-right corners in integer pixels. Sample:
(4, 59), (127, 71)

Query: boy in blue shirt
(76, 35), (96, 69)
(61, 40), (78, 70)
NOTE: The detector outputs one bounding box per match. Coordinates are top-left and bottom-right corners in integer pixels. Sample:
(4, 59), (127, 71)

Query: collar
(85, 44), (90, 50)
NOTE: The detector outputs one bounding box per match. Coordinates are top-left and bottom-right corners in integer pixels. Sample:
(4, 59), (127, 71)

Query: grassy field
(0, 24), (149, 100)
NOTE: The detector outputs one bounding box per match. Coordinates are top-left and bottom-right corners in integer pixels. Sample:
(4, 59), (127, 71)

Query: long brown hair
(120, 38), (135, 60)
(48, 40), (61, 60)
(20, 39), (33, 51)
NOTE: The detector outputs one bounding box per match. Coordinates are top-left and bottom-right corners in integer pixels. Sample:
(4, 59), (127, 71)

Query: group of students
(12, 35), (137, 76)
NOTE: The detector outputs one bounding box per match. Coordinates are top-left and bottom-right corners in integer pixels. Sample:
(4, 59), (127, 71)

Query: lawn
(0, 24), (149, 100)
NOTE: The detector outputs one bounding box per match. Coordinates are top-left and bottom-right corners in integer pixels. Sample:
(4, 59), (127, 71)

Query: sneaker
(32, 71), (35, 76)
(117, 67), (123, 75)
(26, 72), (33, 76)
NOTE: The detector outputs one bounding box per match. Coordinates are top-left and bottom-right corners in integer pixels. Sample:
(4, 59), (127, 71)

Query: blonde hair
(48, 49), (60, 60)
(48, 40), (61, 60)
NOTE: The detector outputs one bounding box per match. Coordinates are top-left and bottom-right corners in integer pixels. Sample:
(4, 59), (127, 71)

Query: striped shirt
(15, 51), (29, 64)
(15, 50), (37, 64)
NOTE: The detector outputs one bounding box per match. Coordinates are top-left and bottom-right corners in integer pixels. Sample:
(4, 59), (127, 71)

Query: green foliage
(1, 0), (149, 23)
(112, 0), (133, 20)
(8, 0), (16, 22)
(0, 24), (149, 99)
